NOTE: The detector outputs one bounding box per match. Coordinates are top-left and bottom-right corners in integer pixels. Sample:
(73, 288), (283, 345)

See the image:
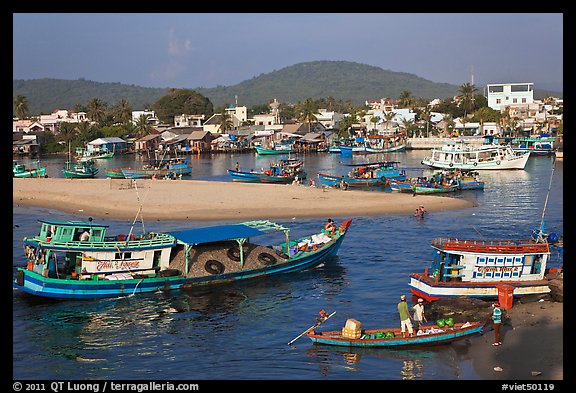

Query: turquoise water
(12, 152), (563, 380)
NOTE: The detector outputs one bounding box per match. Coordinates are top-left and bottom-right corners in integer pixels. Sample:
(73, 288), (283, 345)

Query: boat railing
(27, 233), (176, 249)
(432, 237), (549, 254)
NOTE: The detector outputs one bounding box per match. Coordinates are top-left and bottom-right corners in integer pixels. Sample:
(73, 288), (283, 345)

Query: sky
(13, 13), (564, 93)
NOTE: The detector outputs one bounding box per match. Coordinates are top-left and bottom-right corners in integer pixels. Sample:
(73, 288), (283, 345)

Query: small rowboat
(307, 321), (484, 348)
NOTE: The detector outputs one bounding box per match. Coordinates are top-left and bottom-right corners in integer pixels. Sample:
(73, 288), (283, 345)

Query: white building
(225, 106), (248, 127)
(132, 110), (159, 126)
(487, 83), (534, 111)
(174, 114), (205, 127)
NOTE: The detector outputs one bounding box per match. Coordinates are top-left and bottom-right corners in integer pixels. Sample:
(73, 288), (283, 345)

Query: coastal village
(13, 82), (563, 157)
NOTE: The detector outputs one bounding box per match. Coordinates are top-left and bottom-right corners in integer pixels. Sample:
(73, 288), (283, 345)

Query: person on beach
(492, 302), (503, 346)
(412, 298), (427, 330)
(398, 295), (414, 338)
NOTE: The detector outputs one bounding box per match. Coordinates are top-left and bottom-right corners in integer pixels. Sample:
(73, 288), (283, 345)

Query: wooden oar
(288, 310), (336, 346)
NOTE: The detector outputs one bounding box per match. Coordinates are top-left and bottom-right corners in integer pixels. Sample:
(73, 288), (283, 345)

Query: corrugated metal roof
(167, 224), (265, 245)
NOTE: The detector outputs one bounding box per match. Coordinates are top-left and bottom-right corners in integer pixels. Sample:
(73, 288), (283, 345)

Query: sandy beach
(13, 177), (474, 221)
(467, 298), (563, 380)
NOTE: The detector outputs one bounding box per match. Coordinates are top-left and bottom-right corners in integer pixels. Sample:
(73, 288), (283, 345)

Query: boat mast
(537, 157), (556, 242)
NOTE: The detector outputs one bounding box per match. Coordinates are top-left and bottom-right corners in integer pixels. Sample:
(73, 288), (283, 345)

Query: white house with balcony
(132, 110), (159, 126)
(174, 114), (205, 127)
(225, 106), (247, 128)
(487, 83), (534, 111)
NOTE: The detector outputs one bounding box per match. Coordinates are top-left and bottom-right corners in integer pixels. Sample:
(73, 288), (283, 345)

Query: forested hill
(13, 61), (561, 115)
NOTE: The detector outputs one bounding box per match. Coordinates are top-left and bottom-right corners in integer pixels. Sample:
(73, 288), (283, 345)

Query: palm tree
(401, 118), (416, 137)
(218, 112), (234, 134)
(14, 95), (29, 119)
(398, 90), (415, 109)
(383, 111), (395, 132)
(114, 98), (133, 124)
(442, 114), (455, 137)
(57, 122), (79, 159)
(76, 121), (97, 146)
(458, 83), (477, 119)
(420, 107), (432, 138)
(297, 98), (318, 134)
(134, 114), (152, 139)
(370, 116), (380, 134)
(87, 98), (108, 125)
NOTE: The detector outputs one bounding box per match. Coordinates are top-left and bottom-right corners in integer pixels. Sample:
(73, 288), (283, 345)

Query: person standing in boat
(80, 229), (90, 241)
(398, 295), (414, 338)
(492, 302), (503, 346)
(412, 298), (427, 330)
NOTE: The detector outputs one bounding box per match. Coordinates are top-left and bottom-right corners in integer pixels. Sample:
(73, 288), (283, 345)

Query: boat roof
(38, 219), (109, 229)
(167, 224), (267, 245)
(341, 161), (400, 167)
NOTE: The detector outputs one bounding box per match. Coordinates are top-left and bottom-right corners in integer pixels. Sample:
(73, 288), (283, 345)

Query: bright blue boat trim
(309, 326), (483, 347)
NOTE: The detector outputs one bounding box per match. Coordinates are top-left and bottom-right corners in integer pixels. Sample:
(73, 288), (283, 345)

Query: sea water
(12, 151), (563, 380)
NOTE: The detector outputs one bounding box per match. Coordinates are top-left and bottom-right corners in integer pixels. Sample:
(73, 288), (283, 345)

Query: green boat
(13, 160), (47, 178)
(63, 160), (99, 178)
(13, 217), (353, 299)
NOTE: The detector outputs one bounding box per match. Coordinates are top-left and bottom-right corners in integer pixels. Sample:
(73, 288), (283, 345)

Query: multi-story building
(487, 82), (534, 111)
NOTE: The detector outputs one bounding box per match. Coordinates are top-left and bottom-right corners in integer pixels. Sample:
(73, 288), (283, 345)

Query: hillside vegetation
(13, 60), (561, 116)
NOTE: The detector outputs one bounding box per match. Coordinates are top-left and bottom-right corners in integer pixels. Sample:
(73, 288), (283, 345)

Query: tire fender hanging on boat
(257, 252), (277, 266)
(205, 260), (225, 275)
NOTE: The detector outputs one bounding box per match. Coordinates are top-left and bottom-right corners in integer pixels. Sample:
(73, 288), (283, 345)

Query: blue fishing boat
(228, 159), (306, 183)
(317, 161), (406, 188)
(14, 217), (352, 299)
(121, 158), (193, 179)
(307, 321), (484, 348)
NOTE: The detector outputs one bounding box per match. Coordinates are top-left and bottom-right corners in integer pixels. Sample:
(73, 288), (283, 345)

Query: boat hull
(408, 273), (551, 302)
(317, 173), (386, 187)
(14, 168), (47, 178)
(307, 322), (484, 348)
(255, 146), (293, 155)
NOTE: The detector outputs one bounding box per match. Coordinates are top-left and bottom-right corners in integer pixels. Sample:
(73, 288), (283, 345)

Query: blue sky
(13, 13), (563, 92)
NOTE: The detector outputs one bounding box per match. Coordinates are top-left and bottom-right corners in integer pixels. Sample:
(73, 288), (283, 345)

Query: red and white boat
(409, 236), (554, 303)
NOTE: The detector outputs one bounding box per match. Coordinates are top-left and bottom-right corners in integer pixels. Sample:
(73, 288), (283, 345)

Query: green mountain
(12, 61), (562, 116)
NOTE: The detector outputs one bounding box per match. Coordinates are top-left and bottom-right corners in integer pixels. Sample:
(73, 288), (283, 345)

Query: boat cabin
(428, 238), (550, 283)
(23, 219), (176, 280)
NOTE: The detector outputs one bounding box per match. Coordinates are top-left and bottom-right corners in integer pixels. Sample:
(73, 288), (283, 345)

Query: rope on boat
(537, 156), (556, 243)
(127, 179), (150, 241)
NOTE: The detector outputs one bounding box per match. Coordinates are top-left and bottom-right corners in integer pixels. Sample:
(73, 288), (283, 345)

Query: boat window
(91, 228), (103, 241)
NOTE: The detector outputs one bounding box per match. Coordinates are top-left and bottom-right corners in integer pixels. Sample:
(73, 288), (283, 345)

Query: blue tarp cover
(167, 224), (265, 245)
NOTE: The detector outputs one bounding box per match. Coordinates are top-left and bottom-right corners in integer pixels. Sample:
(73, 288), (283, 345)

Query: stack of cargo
(342, 318), (362, 339)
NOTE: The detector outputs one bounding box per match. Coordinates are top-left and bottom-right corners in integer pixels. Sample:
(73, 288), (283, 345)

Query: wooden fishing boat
(408, 236), (555, 302)
(76, 148), (115, 162)
(14, 217), (352, 299)
(410, 159), (560, 303)
(421, 139), (530, 170)
(456, 170), (485, 190)
(63, 160), (99, 178)
(121, 158), (193, 179)
(13, 160), (47, 178)
(105, 169), (126, 179)
(307, 321), (484, 348)
(510, 136), (556, 156)
(228, 159), (306, 183)
(388, 179), (459, 194)
(365, 144), (406, 153)
(317, 161), (406, 188)
(255, 144), (294, 155)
